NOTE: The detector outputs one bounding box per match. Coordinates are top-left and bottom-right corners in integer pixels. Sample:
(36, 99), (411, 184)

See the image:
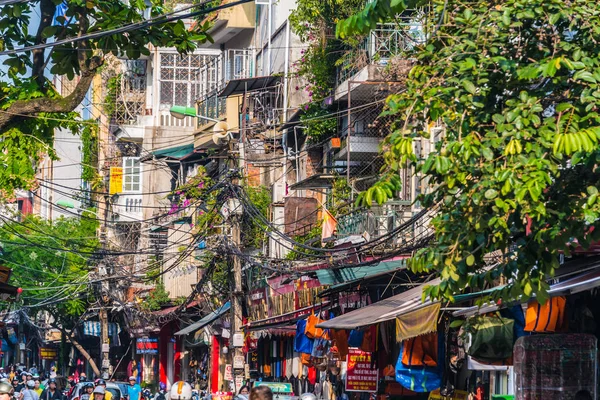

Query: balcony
(113, 194), (143, 222)
(195, 49), (253, 127)
(337, 202), (433, 249)
(334, 14), (427, 100)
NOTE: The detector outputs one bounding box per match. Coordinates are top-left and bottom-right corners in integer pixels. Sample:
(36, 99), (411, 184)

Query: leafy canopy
(0, 213), (99, 318)
(344, 0), (600, 302)
(0, 0), (211, 195)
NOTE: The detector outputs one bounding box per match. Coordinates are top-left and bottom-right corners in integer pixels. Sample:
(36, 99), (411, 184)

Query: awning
(316, 259), (406, 286)
(453, 266), (600, 318)
(317, 278), (441, 330)
(174, 302), (230, 336)
(219, 76), (281, 98)
(289, 174), (336, 191)
(141, 144), (194, 162)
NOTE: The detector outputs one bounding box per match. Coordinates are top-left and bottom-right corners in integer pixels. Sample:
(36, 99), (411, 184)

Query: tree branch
(0, 56), (102, 132)
(32, 0), (56, 88)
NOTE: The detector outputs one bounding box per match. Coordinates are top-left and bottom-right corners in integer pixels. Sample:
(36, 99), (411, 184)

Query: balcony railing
(335, 13), (427, 87)
(194, 49), (252, 125)
(337, 201), (432, 248)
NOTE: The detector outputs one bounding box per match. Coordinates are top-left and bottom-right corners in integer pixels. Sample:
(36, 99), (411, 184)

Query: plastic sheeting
(514, 334), (597, 400)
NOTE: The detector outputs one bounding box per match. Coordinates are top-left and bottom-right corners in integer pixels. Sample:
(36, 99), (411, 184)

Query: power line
(0, 0), (255, 56)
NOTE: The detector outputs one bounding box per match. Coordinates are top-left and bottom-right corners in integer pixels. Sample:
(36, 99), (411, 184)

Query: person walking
(127, 377), (141, 400)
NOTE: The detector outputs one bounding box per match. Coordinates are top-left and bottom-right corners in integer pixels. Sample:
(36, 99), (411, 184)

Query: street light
(169, 105), (221, 123)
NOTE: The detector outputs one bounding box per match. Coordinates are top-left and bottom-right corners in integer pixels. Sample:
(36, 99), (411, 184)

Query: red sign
(345, 348), (378, 392)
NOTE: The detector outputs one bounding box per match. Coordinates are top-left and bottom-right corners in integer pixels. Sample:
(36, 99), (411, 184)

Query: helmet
(93, 387), (105, 395)
(169, 381), (192, 400)
(96, 380), (106, 386)
(300, 394), (317, 400)
(26, 380), (35, 389)
(0, 380), (13, 395)
(85, 382), (95, 389)
(48, 379), (57, 385)
(159, 383), (167, 391)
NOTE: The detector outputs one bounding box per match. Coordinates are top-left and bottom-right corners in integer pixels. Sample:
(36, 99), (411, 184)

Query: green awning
(152, 144), (194, 160)
(316, 259), (406, 286)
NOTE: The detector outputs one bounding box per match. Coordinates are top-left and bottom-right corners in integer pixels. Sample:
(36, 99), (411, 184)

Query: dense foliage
(343, 0), (600, 302)
(0, 0), (211, 196)
(0, 214), (99, 315)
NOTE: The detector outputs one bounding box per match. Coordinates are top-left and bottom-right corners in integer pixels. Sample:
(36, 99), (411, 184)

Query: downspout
(282, 21), (291, 191)
(268, 0), (272, 74)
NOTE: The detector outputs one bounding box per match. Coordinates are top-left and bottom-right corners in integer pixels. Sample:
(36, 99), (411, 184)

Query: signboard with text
(109, 167), (123, 195)
(345, 348), (378, 392)
(136, 338), (158, 354)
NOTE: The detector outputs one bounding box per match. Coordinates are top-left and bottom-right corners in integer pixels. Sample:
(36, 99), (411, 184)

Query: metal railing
(335, 14), (427, 87)
(195, 49), (252, 125)
(337, 201), (425, 247)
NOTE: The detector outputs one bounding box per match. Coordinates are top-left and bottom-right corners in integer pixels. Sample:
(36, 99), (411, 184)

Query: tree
(0, 213), (102, 374)
(0, 0), (211, 194)
(343, 0), (600, 302)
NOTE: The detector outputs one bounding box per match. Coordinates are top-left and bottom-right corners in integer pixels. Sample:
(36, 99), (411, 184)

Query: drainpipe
(282, 21), (291, 190)
(268, 0), (272, 74)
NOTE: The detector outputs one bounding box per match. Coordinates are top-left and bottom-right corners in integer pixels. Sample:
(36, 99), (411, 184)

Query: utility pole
(98, 194), (111, 379)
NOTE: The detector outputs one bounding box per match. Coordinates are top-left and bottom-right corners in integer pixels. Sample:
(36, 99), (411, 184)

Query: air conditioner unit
(272, 182), (285, 203)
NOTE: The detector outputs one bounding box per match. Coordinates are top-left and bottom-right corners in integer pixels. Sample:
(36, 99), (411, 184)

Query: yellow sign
(40, 348), (58, 360)
(428, 389), (468, 400)
(109, 167), (123, 195)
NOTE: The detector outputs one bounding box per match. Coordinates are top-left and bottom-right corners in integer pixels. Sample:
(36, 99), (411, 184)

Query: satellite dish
(212, 121), (230, 145)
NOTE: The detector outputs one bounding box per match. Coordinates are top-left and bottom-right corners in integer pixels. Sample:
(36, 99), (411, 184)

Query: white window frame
(123, 157), (142, 193)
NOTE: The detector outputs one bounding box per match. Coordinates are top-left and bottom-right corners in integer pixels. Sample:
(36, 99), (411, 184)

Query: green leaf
(462, 80), (476, 94)
(484, 189), (498, 199)
(587, 186), (599, 195)
(573, 70), (597, 83)
(449, 320), (464, 328)
(466, 254), (475, 266)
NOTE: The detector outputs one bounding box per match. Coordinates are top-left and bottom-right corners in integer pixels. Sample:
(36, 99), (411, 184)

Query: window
(123, 157), (141, 192)
(159, 53), (210, 107)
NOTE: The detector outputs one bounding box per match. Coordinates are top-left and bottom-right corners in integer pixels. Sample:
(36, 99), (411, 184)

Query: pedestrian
(127, 377), (142, 400)
(40, 379), (62, 400)
(0, 379), (14, 400)
(20, 380), (39, 400)
(154, 383), (167, 400)
(575, 390), (593, 400)
(92, 387), (106, 400)
(95, 380), (112, 400)
(249, 386), (272, 400)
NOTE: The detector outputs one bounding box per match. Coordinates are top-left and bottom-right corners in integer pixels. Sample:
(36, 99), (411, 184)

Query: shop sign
(233, 355), (244, 369)
(224, 364), (233, 381)
(345, 348), (378, 392)
(109, 167), (123, 195)
(136, 338), (158, 354)
(40, 348), (58, 360)
(234, 375), (244, 391)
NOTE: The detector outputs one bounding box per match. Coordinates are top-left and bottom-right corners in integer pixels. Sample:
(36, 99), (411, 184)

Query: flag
(321, 208), (337, 244)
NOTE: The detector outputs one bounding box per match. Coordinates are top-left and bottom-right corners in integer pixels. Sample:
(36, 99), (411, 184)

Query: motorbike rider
(154, 383), (167, 400)
(40, 379), (62, 400)
(94, 380), (112, 400)
(0, 379), (14, 400)
(80, 383), (95, 400)
(92, 387), (106, 400)
(169, 382), (192, 400)
(20, 380), (39, 400)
